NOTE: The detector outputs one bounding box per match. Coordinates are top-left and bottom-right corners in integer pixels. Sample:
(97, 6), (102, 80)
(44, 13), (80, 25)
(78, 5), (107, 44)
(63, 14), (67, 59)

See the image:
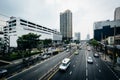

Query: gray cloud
(0, 0), (120, 39)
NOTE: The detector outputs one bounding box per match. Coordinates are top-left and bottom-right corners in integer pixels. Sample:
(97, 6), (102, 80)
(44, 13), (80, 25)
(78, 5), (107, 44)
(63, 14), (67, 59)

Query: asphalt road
(7, 49), (74, 80)
(50, 44), (119, 80)
(7, 43), (119, 80)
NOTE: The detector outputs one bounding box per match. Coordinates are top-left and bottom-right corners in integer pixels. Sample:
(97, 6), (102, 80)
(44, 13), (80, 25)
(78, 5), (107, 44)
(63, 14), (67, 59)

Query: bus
(59, 58), (71, 70)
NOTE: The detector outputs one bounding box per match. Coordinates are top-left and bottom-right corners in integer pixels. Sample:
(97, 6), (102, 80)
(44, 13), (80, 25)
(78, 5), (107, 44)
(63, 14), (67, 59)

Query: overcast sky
(0, 0), (120, 40)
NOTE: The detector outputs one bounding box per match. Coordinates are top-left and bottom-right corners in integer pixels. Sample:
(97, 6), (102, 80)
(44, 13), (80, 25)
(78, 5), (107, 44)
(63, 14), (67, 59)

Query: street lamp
(113, 25), (116, 68)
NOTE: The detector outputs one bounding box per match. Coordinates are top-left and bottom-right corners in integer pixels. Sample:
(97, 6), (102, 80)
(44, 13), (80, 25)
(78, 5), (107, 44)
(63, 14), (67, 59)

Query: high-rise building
(86, 34), (90, 40)
(75, 32), (80, 41)
(94, 20), (120, 41)
(60, 10), (72, 41)
(114, 7), (120, 20)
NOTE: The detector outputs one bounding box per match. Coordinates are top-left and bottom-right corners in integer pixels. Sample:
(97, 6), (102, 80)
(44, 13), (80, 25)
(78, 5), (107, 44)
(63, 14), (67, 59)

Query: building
(60, 10), (72, 41)
(86, 34), (90, 40)
(0, 31), (4, 52)
(114, 7), (120, 20)
(4, 17), (62, 47)
(74, 32), (80, 41)
(94, 20), (120, 41)
(107, 35), (120, 45)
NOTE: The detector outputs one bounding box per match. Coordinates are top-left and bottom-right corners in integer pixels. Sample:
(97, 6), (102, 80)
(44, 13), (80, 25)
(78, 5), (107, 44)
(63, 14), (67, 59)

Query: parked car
(0, 69), (7, 78)
(41, 54), (50, 60)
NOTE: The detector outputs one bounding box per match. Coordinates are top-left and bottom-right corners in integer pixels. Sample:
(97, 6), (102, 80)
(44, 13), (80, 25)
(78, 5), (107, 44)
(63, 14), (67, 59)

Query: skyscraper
(114, 7), (120, 20)
(87, 34), (90, 40)
(75, 32), (81, 41)
(60, 10), (72, 41)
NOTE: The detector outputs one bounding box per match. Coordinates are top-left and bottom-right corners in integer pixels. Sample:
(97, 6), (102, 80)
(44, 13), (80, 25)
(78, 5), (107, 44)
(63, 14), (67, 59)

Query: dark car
(0, 69), (7, 78)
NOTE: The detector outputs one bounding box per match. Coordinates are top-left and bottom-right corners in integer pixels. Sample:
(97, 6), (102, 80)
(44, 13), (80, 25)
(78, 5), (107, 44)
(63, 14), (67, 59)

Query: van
(59, 58), (70, 70)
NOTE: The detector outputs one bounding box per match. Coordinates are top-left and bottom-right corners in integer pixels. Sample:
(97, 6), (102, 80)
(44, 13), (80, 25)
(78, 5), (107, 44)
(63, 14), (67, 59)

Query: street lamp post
(113, 25), (116, 68)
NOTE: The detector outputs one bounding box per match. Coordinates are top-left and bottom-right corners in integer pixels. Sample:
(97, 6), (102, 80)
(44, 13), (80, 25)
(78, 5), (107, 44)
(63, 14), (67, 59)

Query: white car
(66, 49), (69, 52)
(87, 57), (93, 63)
(59, 58), (70, 70)
(94, 53), (99, 58)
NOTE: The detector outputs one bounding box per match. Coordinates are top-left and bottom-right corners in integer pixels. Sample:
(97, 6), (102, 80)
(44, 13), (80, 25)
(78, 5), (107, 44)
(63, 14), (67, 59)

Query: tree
(89, 39), (99, 50)
(64, 40), (70, 44)
(43, 39), (52, 47)
(17, 33), (41, 56)
(74, 40), (80, 44)
(0, 38), (5, 56)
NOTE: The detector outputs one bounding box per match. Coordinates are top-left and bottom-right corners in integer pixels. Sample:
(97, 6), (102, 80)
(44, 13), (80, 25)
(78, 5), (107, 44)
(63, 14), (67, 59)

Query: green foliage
(74, 40), (80, 44)
(64, 40), (70, 44)
(43, 39), (52, 47)
(17, 33), (41, 50)
(89, 39), (98, 46)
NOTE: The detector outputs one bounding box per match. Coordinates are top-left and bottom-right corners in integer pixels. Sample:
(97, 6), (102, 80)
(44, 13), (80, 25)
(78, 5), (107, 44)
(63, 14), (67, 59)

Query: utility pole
(113, 25), (116, 68)
(105, 35), (107, 60)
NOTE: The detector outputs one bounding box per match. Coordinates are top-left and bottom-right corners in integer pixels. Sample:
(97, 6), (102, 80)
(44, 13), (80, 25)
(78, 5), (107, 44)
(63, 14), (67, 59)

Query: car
(59, 58), (71, 71)
(41, 55), (49, 60)
(87, 57), (93, 63)
(74, 51), (79, 55)
(66, 49), (69, 52)
(0, 69), (7, 77)
(94, 53), (99, 58)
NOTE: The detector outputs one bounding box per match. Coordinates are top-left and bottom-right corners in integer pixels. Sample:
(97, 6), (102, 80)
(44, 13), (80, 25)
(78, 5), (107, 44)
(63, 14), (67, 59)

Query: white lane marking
(73, 65), (75, 67)
(94, 59), (96, 62)
(99, 69), (101, 72)
(70, 71), (72, 75)
(96, 64), (98, 66)
(86, 78), (88, 80)
(86, 69), (88, 76)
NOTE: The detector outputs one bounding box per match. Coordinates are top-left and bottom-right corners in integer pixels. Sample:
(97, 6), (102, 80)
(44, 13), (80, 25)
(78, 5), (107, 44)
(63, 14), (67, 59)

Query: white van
(59, 58), (70, 70)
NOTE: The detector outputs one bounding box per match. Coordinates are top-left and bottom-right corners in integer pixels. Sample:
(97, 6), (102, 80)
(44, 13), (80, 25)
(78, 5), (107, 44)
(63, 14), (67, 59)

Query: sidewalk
(0, 53), (40, 68)
(99, 52), (120, 78)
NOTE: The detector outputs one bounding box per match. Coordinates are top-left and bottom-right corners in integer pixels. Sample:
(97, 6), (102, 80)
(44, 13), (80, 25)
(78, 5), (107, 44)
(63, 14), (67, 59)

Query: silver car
(87, 57), (93, 63)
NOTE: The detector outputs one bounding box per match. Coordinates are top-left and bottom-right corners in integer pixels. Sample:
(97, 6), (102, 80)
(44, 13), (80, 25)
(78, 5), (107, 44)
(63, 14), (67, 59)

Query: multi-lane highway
(50, 44), (119, 80)
(7, 43), (119, 80)
(7, 47), (75, 80)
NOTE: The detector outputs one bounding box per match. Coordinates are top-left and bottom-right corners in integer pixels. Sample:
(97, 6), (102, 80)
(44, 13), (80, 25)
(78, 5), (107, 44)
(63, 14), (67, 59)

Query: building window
(28, 25), (36, 28)
(28, 22), (36, 26)
(20, 19), (27, 23)
(20, 23), (27, 26)
(12, 20), (16, 23)
(12, 24), (16, 27)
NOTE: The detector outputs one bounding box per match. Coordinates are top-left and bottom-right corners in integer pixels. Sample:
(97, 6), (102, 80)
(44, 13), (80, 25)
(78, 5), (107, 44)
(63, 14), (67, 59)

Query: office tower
(60, 10), (72, 41)
(87, 34), (90, 40)
(75, 32), (81, 41)
(114, 7), (120, 20)
(94, 20), (120, 41)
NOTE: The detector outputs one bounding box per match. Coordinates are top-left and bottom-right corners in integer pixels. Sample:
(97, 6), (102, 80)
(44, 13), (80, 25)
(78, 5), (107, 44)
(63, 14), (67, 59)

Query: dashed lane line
(96, 64), (98, 66)
(69, 71), (72, 75)
(47, 69), (59, 80)
(99, 69), (101, 72)
(86, 69), (88, 77)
